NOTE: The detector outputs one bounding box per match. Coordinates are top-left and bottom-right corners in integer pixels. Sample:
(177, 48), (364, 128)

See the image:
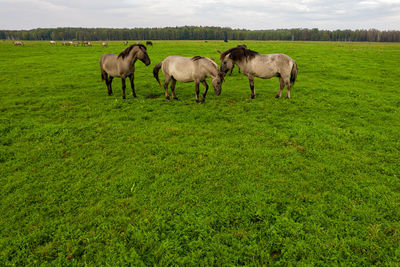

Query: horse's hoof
(196, 100), (201, 104)
(251, 95), (255, 99)
(173, 97), (180, 101)
(166, 96), (170, 101)
(275, 94), (280, 98)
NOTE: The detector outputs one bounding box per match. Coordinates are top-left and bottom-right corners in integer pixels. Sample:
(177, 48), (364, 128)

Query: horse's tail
(100, 57), (106, 81)
(153, 62), (162, 87)
(290, 61), (298, 86)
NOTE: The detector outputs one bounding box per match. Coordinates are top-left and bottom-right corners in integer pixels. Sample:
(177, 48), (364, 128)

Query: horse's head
(219, 53), (234, 75)
(212, 71), (224, 96)
(137, 45), (151, 66)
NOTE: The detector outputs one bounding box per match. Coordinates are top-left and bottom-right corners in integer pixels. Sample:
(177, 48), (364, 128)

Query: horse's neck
(234, 58), (251, 73)
(126, 49), (138, 66)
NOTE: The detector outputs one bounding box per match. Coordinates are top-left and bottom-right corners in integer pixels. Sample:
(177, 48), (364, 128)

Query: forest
(1, 26), (400, 42)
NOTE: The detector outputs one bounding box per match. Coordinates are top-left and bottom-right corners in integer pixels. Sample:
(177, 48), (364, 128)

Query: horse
(146, 41), (153, 46)
(217, 44), (247, 75)
(124, 41), (128, 46)
(219, 46), (297, 99)
(87, 42), (92, 46)
(82, 41), (89, 46)
(100, 44), (151, 99)
(50, 40), (57, 45)
(153, 56), (224, 103)
(102, 42), (108, 47)
(14, 41), (24, 46)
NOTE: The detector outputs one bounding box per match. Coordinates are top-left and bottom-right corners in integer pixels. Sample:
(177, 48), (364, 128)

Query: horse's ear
(216, 49), (222, 55)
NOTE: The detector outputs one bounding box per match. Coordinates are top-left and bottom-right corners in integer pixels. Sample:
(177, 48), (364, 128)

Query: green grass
(1, 40), (399, 265)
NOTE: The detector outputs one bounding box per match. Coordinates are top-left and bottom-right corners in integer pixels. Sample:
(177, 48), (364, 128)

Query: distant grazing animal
(124, 41), (128, 46)
(50, 40), (57, 45)
(219, 46), (297, 99)
(87, 42), (92, 46)
(217, 44), (247, 75)
(153, 56), (224, 103)
(72, 42), (79, 47)
(146, 41), (153, 46)
(100, 44), (151, 99)
(82, 41), (89, 46)
(102, 42), (108, 47)
(14, 41), (24, 46)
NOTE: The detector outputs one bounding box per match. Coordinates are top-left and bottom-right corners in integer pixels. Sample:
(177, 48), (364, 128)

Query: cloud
(0, 0), (399, 30)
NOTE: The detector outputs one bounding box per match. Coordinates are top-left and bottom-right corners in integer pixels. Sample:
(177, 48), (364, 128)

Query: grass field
(1, 40), (399, 265)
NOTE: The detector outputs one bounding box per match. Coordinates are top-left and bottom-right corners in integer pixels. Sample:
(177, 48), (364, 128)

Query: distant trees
(1, 27), (399, 42)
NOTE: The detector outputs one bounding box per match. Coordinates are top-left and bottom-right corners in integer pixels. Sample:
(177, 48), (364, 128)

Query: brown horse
(220, 46), (297, 99)
(146, 41), (153, 46)
(100, 44), (151, 99)
(153, 56), (223, 103)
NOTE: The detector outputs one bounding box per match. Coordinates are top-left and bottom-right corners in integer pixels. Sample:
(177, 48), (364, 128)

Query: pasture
(1, 40), (399, 265)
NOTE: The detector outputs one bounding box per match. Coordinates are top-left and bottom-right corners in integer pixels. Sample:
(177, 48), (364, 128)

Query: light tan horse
(14, 41), (24, 46)
(153, 56), (223, 103)
(102, 42), (108, 47)
(100, 44), (151, 99)
(50, 41), (57, 45)
(220, 46), (297, 99)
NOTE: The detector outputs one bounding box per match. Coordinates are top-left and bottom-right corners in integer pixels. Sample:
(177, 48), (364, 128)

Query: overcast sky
(0, 0), (399, 30)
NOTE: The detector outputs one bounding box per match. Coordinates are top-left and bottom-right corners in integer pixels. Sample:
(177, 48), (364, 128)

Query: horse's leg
(107, 76), (114, 96)
(285, 80), (291, 99)
(201, 80), (209, 103)
(195, 82), (201, 104)
(164, 75), (171, 101)
(121, 78), (126, 99)
(104, 73), (112, 96)
(248, 76), (255, 99)
(170, 78), (179, 100)
(276, 77), (285, 98)
(129, 74), (136, 98)
(229, 65), (234, 76)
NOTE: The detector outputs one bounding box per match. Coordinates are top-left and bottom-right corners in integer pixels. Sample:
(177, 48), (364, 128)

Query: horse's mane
(118, 44), (147, 59)
(191, 56), (204, 61)
(220, 46), (258, 61)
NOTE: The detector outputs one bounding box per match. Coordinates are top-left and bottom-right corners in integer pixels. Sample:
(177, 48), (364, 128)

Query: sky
(0, 0), (399, 31)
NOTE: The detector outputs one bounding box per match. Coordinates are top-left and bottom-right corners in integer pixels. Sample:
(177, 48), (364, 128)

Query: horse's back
(100, 53), (120, 77)
(251, 53), (295, 78)
(162, 56), (197, 82)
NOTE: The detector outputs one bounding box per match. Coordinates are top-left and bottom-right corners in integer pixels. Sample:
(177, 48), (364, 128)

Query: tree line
(1, 26), (399, 42)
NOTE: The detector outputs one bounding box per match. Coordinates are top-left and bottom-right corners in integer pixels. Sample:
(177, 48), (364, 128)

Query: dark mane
(118, 44), (147, 59)
(191, 56), (204, 61)
(220, 47), (258, 61)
